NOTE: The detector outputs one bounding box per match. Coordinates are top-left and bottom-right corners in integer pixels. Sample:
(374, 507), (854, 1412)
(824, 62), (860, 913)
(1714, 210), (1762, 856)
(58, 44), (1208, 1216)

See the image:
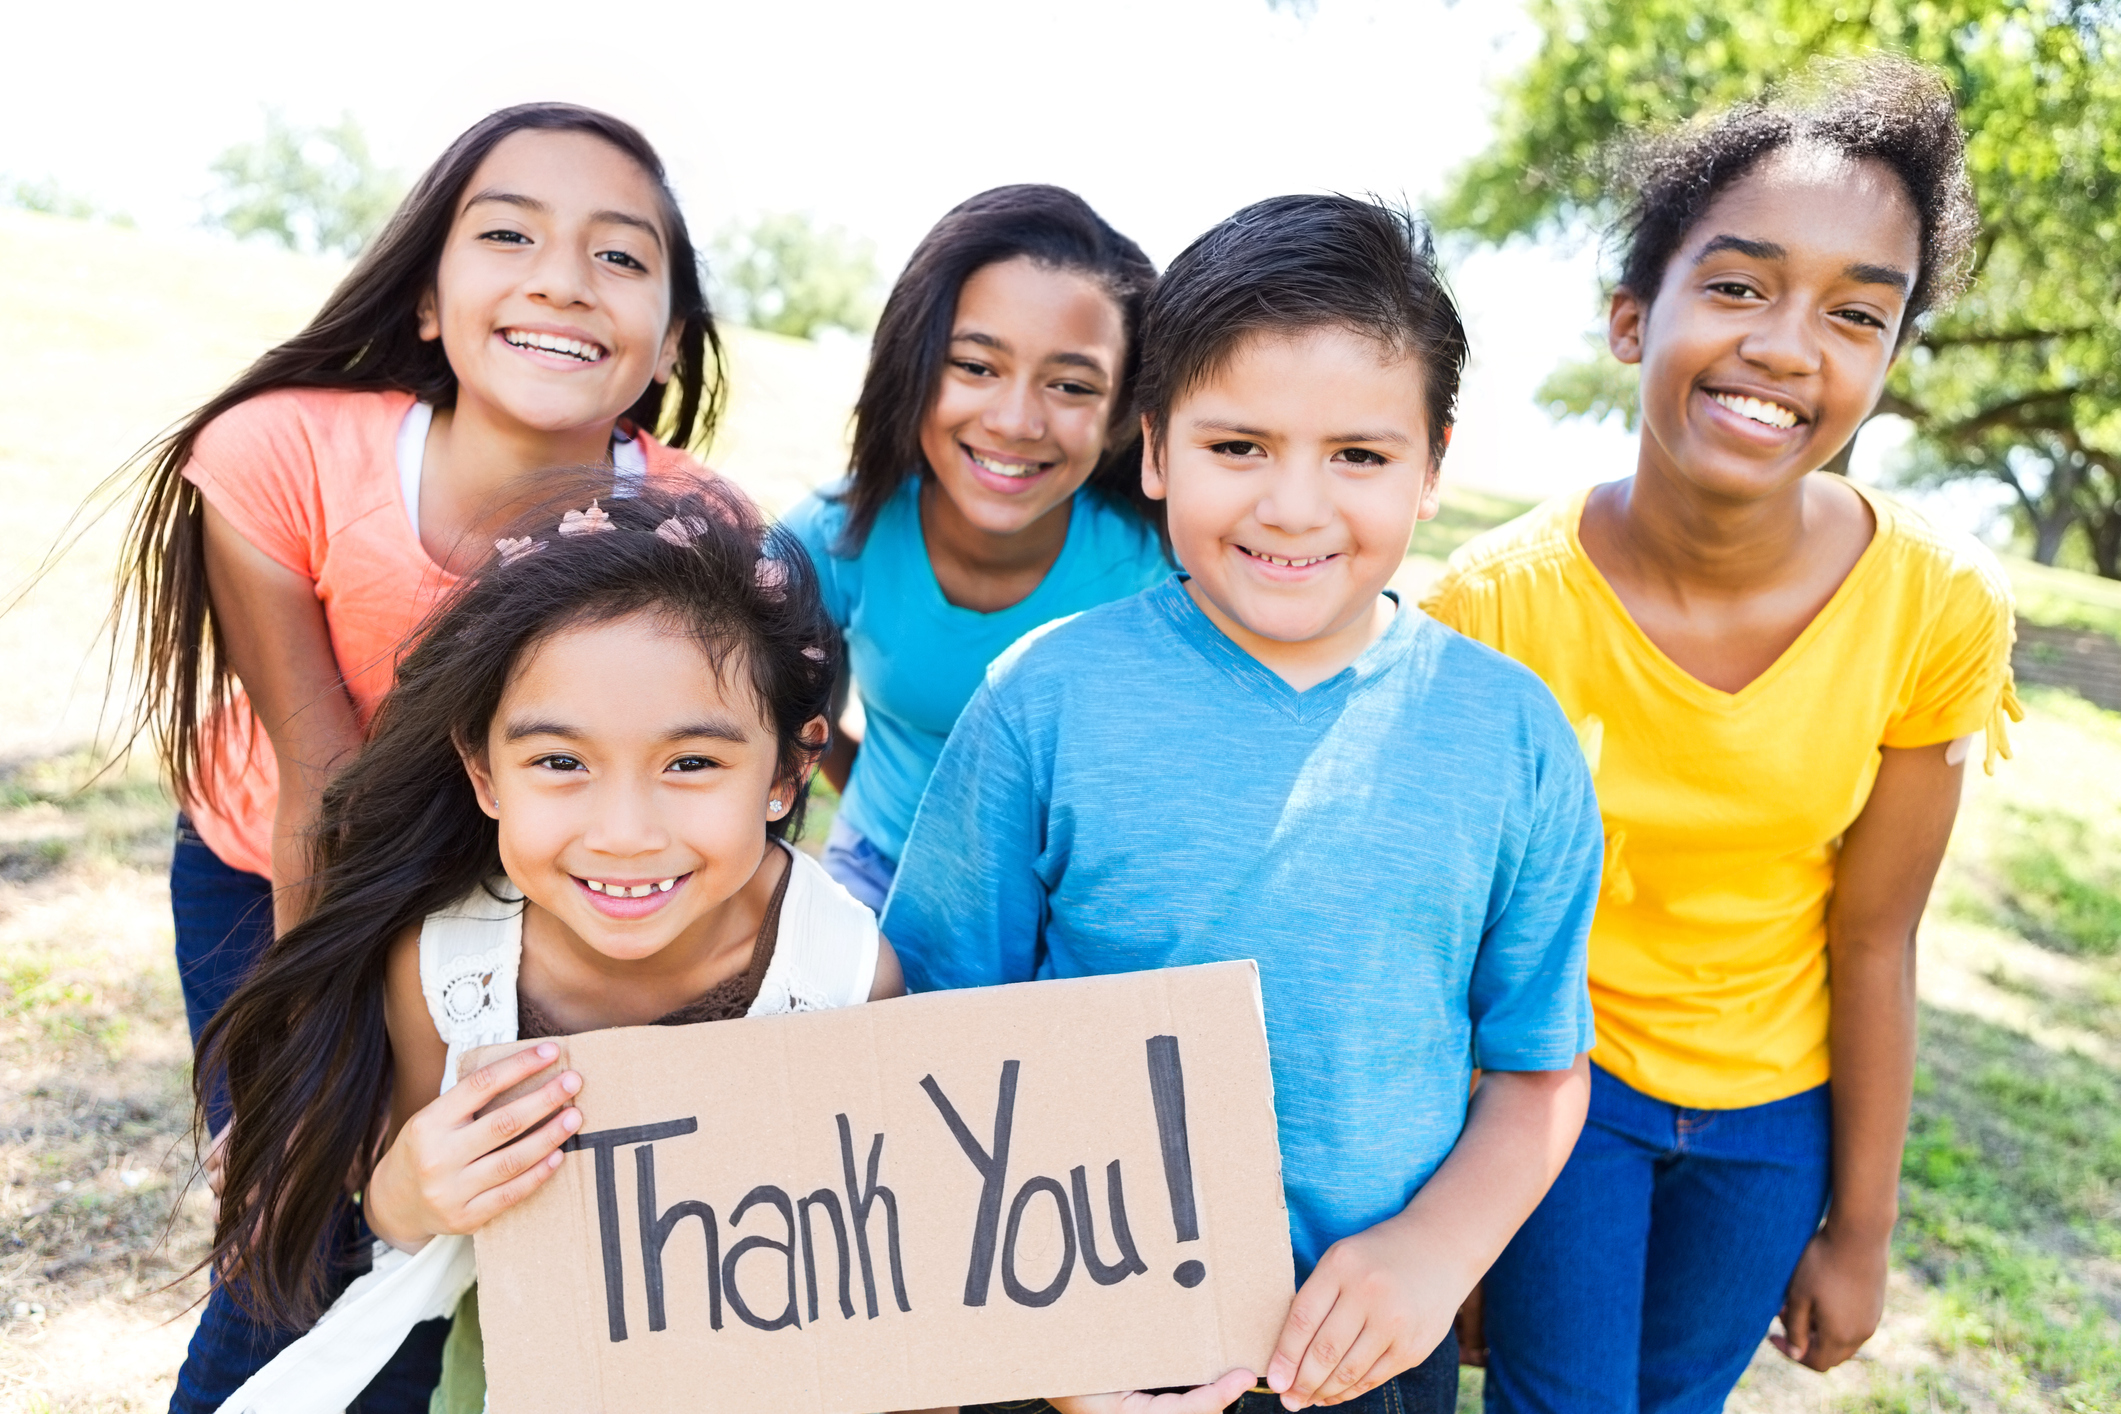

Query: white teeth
(1710, 392), (1799, 429)
(656, 878), (675, 892)
(967, 449), (1045, 479)
(582, 876), (681, 897)
(1249, 549), (1330, 568)
(504, 330), (605, 362)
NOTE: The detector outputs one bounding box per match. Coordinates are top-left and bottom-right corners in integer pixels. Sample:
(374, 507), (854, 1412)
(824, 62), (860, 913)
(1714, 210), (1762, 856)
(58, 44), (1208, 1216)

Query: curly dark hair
(1136, 193), (1468, 465)
(197, 471), (835, 1326)
(1613, 54), (1979, 341)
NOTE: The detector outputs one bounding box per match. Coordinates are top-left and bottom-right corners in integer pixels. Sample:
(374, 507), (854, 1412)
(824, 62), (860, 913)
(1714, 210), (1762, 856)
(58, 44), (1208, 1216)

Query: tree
(206, 112), (401, 258)
(1439, 1), (2121, 576)
(711, 212), (882, 341)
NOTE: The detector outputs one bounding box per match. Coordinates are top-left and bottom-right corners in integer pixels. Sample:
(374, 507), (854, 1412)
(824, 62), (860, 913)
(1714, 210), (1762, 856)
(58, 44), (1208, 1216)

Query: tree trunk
(2032, 513), (2076, 566)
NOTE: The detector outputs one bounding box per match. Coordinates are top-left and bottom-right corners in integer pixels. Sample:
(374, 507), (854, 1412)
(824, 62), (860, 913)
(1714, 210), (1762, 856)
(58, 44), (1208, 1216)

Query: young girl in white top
(195, 474), (902, 1411)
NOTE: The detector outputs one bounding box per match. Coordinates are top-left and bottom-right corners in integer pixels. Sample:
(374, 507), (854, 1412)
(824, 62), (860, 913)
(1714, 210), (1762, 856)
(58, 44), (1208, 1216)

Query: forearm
(267, 722), (361, 931)
(1378, 1058), (1589, 1293)
(1823, 925), (1917, 1241)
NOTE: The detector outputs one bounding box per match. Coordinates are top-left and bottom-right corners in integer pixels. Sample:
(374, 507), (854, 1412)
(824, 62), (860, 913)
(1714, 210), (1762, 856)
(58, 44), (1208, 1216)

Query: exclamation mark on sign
(1146, 1035), (1206, 1288)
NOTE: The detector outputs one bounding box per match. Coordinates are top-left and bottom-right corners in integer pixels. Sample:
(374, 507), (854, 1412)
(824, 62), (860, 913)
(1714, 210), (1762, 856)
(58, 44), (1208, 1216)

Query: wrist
(1823, 1203), (1898, 1247)
(361, 1154), (431, 1254)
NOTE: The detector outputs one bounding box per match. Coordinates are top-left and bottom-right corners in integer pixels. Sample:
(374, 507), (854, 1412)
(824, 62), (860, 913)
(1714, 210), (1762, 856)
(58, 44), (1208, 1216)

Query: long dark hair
(198, 473), (834, 1325)
(115, 103), (728, 813)
(838, 184), (1159, 554)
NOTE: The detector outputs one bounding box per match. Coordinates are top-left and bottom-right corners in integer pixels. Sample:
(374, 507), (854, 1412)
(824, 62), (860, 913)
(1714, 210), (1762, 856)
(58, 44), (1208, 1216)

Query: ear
(1139, 413), (1169, 502)
(458, 736), (500, 821)
(1414, 434), (1447, 524)
(1607, 287), (1646, 366)
(654, 319), (682, 385)
(418, 285), (442, 343)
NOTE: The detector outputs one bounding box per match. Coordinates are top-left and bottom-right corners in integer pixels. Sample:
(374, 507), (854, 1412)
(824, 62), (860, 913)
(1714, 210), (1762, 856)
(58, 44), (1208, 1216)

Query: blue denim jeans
(1481, 1064), (1833, 1414)
(166, 818), (447, 1413)
(962, 1332), (1458, 1414)
(820, 814), (897, 914)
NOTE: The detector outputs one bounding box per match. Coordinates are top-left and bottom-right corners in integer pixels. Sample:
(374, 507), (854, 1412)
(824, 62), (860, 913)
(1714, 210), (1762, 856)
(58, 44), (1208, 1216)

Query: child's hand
(204, 1123), (230, 1200)
(364, 1042), (583, 1253)
(1265, 1222), (1455, 1409)
(1771, 1223), (1890, 1371)
(1049, 1369), (1257, 1414)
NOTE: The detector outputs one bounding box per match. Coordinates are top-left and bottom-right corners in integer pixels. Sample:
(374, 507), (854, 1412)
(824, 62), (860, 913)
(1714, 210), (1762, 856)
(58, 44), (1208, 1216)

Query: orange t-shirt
(180, 386), (721, 877)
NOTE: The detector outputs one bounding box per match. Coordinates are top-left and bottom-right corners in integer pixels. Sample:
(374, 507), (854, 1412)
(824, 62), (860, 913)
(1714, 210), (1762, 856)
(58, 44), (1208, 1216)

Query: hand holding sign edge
(1047, 1366), (1258, 1414)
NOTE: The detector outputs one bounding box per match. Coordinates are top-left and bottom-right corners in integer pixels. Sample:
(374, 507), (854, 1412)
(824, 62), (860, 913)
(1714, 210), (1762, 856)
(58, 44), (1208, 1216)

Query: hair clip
(802, 645), (829, 662)
(558, 500), (614, 537)
(495, 536), (546, 566)
(654, 515), (713, 548)
(755, 556), (790, 600)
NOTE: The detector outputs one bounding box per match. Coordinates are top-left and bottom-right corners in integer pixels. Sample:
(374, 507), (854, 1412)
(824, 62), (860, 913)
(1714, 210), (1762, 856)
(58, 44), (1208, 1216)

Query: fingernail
(562, 1108), (582, 1131)
(536, 1043), (558, 1059)
(548, 1151), (563, 1168)
(562, 1072), (582, 1094)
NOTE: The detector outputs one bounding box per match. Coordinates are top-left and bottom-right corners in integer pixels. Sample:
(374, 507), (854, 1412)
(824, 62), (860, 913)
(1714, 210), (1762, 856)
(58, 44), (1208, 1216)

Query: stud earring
(768, 798), (784, 815)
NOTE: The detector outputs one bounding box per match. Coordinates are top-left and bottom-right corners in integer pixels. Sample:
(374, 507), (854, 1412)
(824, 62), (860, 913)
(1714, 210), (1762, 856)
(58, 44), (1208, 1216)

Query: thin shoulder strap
(749, 845), (880, 1016)
(417, 879), (525, 1093)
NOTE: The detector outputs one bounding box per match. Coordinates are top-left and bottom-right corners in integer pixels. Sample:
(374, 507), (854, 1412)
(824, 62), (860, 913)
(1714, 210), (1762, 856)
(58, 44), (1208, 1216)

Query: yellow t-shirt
(1422, 482), (2020, 1109)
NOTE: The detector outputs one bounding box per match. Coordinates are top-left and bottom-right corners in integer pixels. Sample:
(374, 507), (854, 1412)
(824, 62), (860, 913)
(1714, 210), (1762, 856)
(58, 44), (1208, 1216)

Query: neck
(1608, 452), (1821, 596)
(427, 394), (621, 538)
(918, 478), (1075, 613)
(1188, 581), (1397, 693)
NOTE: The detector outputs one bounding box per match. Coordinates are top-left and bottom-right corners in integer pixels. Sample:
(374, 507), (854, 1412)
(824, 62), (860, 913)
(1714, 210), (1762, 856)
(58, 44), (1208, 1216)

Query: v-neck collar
(1149, 576), (1427, 722)
(1563, 480), (1893, 709)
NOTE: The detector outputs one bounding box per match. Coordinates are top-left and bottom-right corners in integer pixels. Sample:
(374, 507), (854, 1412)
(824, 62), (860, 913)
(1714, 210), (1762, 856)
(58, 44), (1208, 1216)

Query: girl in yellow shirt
(1426, 57), (2017, 1414)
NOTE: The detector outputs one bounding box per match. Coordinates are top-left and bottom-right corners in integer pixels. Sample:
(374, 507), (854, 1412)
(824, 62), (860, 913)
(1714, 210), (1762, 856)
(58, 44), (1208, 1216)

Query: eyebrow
(502, 718), (750, 744)
(1695, 233), (1911, 292)
(953, 330), (1109, 377)
(1191, 418), (1410, 446)
(462, 190), (665, 249)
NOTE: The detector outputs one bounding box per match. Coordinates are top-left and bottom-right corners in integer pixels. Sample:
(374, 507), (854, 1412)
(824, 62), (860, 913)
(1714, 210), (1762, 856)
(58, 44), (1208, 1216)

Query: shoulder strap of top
(417, 879), (525, 1093)
(749, 845), (880, 1016)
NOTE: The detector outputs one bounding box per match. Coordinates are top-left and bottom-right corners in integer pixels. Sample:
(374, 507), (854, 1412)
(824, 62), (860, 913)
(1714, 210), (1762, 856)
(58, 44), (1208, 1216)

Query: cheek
(922, 380), (983, 447)
(1055, 401), (1112, 465)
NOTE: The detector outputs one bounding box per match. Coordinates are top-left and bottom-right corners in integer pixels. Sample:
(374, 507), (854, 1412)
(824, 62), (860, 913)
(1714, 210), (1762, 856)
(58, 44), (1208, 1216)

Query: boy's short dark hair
(1136, 194), (1468, 465)
(1613, 54), (1977, 340)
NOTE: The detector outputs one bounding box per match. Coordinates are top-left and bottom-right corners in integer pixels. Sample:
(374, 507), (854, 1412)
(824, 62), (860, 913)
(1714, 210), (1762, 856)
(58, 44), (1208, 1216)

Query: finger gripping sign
(470, 961), (1291, 1412)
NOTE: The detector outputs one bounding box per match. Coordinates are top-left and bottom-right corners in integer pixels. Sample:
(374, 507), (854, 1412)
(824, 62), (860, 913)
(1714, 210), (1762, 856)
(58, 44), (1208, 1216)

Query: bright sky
(4, 0), (1651, 497)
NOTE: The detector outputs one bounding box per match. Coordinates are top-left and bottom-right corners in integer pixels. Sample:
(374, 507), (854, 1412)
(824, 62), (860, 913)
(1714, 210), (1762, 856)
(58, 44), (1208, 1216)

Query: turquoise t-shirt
(882, 580), (1603, 1276)
(780, 477), (1169, 863)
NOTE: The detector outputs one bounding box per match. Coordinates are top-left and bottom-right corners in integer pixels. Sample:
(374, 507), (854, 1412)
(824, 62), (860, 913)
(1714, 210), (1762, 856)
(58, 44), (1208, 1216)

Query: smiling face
(1614, 146), (1921, 500)
(1144, 325), (1440, 686)
(418, 129), (680, 440)
(462, 611), (796, 964)
(917, 256), (1127, 541)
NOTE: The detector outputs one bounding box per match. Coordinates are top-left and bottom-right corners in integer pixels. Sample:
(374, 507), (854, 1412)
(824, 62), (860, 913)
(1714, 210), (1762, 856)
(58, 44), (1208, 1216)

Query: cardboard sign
(469, 961), (1291, 1413)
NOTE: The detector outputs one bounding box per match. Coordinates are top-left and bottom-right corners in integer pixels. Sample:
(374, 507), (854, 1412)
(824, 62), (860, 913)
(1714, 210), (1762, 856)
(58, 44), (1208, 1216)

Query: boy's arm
(880, 680), (1047, 991)
(1268, 1059), (1588, 1407)
(1774, 739), (1963, 1371)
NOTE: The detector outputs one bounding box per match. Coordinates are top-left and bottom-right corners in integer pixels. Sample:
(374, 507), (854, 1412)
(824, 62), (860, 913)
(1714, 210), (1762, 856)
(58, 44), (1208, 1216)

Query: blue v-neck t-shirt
(883, 579), (1603, 1276)
(781, 478), (1170, 863)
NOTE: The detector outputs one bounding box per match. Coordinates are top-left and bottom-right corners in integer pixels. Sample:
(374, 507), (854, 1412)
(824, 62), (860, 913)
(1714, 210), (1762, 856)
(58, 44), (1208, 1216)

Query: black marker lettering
(1002, 1175), (1076, 1308)
(836, 1114), (910, 1318)
(562, 1117), (700, 1342)
(797, 1188), (854, 1322)
(1146, 1036), (1207, 1287)
(1071, 1161), (1148, 1286)
(721, 1185), (802, 1331)
(634, 1145), (721, 1333)
(920, 1062), (1019, 1308)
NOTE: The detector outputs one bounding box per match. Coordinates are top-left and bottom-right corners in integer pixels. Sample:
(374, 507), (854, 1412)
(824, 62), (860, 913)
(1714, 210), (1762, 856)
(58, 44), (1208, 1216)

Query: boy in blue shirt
(884, 195), (1602, 1414)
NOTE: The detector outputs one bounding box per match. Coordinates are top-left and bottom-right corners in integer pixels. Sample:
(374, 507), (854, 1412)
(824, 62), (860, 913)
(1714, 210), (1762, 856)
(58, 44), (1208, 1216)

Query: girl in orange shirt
(1427, 58), (2015, 1413)
(111, 103), (728, 1414)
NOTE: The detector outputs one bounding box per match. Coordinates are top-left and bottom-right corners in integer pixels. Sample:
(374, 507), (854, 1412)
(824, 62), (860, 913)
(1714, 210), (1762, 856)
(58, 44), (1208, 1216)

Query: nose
(981, 372), (1047, 445)
(524, 236), (596, 312)
(1738, 295), (1823, 378)
(581, 774), (668, 861)
(1254, 458), (1334, 535)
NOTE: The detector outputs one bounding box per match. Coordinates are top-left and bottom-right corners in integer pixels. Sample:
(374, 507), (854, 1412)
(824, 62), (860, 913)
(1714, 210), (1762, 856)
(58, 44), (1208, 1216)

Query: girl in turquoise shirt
(782, 184), (1172, 910)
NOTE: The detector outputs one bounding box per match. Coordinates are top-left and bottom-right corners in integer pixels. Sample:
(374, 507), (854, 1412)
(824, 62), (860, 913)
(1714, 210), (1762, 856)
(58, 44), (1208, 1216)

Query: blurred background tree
(1439, 1), (2121, 577)
(205, 111), (402, 258)
(711, 211), (882, 340)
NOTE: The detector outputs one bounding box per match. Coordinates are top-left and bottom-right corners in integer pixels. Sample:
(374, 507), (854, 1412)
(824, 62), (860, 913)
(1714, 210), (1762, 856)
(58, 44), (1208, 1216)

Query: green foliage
(1440, 1), (2121, 576)
(1535, 335), (1641, 430)
(206, 111), (402, 258)
(2, 177), (132, 227)
(711, 212), (881, 341)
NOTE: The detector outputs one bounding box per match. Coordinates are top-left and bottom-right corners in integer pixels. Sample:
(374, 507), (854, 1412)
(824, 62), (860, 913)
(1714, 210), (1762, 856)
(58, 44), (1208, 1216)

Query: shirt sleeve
(778, 491), (854, 629)
(1467, 705), (1604, 1070)
(1417, 564), (1497, 646)
(879, 677), (1048, 994)
(179, 393), (328, 579)
(1882, 557), (2018, 753)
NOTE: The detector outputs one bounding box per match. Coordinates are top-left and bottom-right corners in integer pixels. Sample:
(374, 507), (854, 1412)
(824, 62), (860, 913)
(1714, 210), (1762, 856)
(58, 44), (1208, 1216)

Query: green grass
(2005, 555), (2121, 643)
